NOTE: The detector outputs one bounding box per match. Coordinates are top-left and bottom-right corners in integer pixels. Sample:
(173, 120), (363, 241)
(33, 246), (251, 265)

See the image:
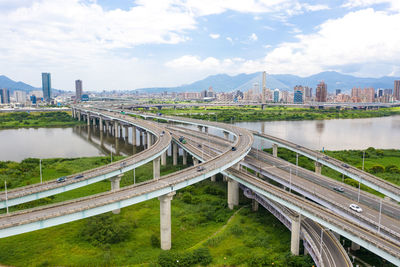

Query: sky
(0, 0), (400, 91)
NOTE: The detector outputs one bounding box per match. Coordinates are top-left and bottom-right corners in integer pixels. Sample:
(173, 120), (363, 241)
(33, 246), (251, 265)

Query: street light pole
(357, 177), (362, 202)
(296, 153), (299, 176)
(362, 151), (365, 171)
(4, 180), (8, 214)
(378, 198), (382, 233)
(289, 168), (292, 193)
(40, 159), (43, 184)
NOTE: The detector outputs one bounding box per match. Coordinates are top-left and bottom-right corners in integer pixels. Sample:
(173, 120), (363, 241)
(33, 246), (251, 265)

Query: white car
(349, 204), (363, 213)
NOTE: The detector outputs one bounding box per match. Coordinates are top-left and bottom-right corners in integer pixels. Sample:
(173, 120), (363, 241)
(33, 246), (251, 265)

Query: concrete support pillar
(193, 158), (199, 166)
(110, 174), (123, 214)
(78, 112), (81, 121)
(143, 132), (147, 147)
(223, 175), (227, 182)
(252, 199), (259, 211)
(100, 130), (104, 146)
(182, 150), (187, 165)
(204, 127), (208, 133)
(227, 178), (239, 210)
(140, 131), (144, 146)
(315, 162), (322, 174)
(211, 175), (216, 182)
(290, 214), (301, 255)
(131, 126), (136, 146)
(198, 125), (203, 131)
(99, 118), (103, 132)
(147, 132), (152, 147)
(223, 131), (229, 139)
(272, 144), (278, 157)
(125, 126), (129, 139)
(119, 126), (123, 138)
(158, 191), (176, 250)
(114, 121), (118, 138)
(87, 115), (90, 126)
(351, 242), (360, 251)
(161, 151), (167, 166)
(153, 156), (161, 179)
(172, 142), (178, 166)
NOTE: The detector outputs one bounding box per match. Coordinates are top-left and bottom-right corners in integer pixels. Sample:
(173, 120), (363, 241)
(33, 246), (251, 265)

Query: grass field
(0, 111), (83, 129)
(147, 106), (400, 123)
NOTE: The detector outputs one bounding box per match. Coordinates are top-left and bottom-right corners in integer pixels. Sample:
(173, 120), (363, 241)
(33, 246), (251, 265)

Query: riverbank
(149, 106), (400, 122)
(0, 111), (83, 129)
(0, 156), (312, 266)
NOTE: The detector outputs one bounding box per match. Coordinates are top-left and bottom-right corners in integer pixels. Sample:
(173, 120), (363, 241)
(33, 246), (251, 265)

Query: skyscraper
(394, 80), (400, 101)
(0, 88), (10, 104)
(42, 73), (51, 102)
(316, 81), (327, 102)
(75, 80), (83, 101)
(293, 90), (303, 103)
(273, 89), (280, 103)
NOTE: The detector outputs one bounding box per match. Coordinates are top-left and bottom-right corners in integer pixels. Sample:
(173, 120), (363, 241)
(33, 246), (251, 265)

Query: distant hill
(138, 71), (400, 94)
(0, 75), (38, 92)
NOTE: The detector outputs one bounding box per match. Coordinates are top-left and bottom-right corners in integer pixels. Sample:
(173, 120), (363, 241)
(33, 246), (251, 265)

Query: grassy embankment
(0, 111), (83, 129)
(0, 156), (312, 266)
(148, 106), (400, 122)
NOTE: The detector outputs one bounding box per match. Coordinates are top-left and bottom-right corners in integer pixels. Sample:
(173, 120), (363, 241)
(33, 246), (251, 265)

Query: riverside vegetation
(0, 155), (312, 266)
(0, 111), (82, 128)
(148, 106), (400, 122)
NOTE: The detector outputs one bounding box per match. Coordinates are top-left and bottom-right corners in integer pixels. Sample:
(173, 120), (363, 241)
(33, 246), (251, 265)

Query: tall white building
(14, 90), (27, 103)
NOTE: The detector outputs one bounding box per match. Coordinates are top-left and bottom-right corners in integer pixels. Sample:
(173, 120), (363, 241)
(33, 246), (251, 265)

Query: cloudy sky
(0, 0), (399, 91)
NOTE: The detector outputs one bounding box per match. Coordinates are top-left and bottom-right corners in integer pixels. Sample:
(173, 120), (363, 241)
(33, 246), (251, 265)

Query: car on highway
(349, 203), (362, 213)
(341, 163), (350, 168)
(73, 175), (84, 180)
(333, 186), (344, 193)
(231, 147), (237, 151)
(197, 166), (205, 172)
(197, 144), (202, 148)
(56, 176), (66, 183)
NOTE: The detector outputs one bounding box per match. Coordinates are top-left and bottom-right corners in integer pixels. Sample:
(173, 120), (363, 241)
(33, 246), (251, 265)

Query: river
(0, 115), (399, 161)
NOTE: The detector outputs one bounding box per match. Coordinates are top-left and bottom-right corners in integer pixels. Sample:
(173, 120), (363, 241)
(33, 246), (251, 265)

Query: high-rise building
(315, 81), (327, 102)
(262, 71), (266, 104)
(42, 73), (51, 102)
(304, 87), (312, 100)
(75, 80), (83, 101)
(273, 89), (280, 103)
(293, 90), (303, 103)
(394, 80), (400, 101)
(0, 88), (10, 104)
(14, 90), (27, 103)
(335, 89), (341, 95)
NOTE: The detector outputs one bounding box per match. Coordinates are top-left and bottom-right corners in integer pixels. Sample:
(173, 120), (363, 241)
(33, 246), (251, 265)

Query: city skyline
(0, 0), (400, 90)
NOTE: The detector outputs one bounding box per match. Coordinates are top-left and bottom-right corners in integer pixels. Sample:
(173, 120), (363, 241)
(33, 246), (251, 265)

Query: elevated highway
(0, 109), (171, 209)
(254, 132), (400, 202)
(0, 108), (254, 252)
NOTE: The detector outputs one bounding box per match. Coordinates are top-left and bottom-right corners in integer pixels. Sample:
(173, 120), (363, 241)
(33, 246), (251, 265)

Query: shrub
(385, 165), (400, 173)
(80, 213), (130, 246)
(158, 247), (212, 267)
(150, 233), (160, 248)
(369, 165), (385, 173)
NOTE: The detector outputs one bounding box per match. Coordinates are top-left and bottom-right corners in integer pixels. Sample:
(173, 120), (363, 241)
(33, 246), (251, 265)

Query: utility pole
(40, 159), (43, 184)
(5, 181), (8, 214)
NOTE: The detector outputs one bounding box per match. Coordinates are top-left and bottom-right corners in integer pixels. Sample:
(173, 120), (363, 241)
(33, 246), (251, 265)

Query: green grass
(147, 106), (400, 122)
(0, 111), (83, 129)
(0, 157), (313, 266)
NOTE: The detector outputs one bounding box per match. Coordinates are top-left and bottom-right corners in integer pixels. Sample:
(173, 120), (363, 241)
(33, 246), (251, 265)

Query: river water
(0, 115), (399, 161)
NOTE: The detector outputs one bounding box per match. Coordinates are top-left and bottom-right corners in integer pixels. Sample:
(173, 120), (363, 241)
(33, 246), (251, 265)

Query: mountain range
(1, 71), (399, 94)
(139, 71), (400, 94)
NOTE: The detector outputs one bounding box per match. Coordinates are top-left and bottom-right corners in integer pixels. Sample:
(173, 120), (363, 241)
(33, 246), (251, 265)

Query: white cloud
(226, 37), (233, 43)
(164, 8), (400, 79)
(303, 4), (330, 12)
(343, 0), (400, 10)
(258, 8), (400, 77)
(209, 33), (220, 39)
(249, 33), (258, 41)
